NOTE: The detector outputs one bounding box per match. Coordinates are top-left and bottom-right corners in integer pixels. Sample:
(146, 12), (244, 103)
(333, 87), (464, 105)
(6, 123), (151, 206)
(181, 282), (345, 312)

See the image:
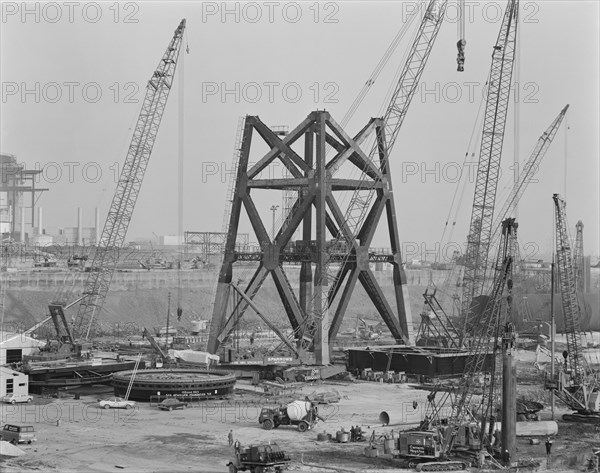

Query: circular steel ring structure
(112, 369), (236, 401)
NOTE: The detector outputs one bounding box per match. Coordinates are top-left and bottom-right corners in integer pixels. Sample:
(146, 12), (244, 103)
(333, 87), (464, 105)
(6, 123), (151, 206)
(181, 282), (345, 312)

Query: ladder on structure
(124, 353), (142, 401)
(221, 117), (246, 234)
(208, 117), (246, 348)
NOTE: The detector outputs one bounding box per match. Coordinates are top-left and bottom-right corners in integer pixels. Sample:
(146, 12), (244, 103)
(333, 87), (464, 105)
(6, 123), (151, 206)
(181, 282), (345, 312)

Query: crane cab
(453, 423), (482, 450)
(398, 431), (443, 459)
(588, 392), (600, 412)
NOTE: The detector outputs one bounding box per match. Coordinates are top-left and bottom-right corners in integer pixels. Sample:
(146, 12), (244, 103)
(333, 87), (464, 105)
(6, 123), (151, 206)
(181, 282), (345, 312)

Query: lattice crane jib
(333, 0), (447, 256)
(418, 288), (461, 349)
(553, 194), (585, 382)
(382, 0), (448, 155)
(207, 112), (413, 363)
(574, 220), (584, 293)
(491, 104), (569, 248)
(316, 0), (448, 351)
(445, 259), (513, 454)
(70, 20), (186, 342)
(420, 219), (516, 456)
(461, 0), (518, 337)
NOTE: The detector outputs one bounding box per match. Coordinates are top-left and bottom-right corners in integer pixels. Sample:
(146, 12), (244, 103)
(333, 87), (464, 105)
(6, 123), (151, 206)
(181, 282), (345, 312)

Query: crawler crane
(47, 20), (187, 351)
(460, 0), (518, 342)
(397, 219), (517, 471)
(546, 194), (600, 423)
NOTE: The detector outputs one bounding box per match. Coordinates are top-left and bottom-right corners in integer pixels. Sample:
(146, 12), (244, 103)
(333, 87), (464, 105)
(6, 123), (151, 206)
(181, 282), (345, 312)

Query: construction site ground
(1, 348), (599, 473)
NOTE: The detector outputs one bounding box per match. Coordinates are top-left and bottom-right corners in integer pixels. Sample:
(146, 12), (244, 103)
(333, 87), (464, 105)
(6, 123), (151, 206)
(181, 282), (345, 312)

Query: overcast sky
(1, 1), (598, 262)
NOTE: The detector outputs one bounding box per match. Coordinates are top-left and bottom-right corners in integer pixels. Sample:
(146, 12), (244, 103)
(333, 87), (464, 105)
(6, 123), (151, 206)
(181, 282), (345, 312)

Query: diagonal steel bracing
(207, 111), (412, 361)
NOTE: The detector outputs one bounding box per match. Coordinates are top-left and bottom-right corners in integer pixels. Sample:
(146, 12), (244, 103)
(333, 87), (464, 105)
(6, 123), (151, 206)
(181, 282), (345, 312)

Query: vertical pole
(299, 129), (313, 317)
(501, 322), (516, 466)
(165, 291), (171, 351)
(77, 207), (83, 246)
(313, 112), (329, 365)
(550, 255), (555, 420)
(94, 208), (100, 245)
(178, 37), (185, 323)
(38, 207), (43, 235)
(237, 292), (241, 353)
(20, 206), (26, 243)
(270, 206), (277, 241)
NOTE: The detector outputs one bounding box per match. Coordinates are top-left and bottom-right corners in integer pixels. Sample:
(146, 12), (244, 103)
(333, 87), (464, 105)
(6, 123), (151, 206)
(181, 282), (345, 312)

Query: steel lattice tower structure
(207, 112), (413, 363)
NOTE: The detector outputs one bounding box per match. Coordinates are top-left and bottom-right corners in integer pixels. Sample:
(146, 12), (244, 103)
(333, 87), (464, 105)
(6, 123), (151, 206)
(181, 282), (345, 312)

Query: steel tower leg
(314, 113), (329, 364)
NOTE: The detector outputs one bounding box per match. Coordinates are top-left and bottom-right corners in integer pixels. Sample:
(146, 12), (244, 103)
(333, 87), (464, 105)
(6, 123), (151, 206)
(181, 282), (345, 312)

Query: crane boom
(548, 195), (599, 419)
(314, 0), (448, 345)
(71, 19), (186, 342)
(553, 194), (584, 380)
(291, 0), (448, 350)
(573, 220), (585, 293)
(491, 104), (569, 243)
(341, 0), (447, 240)
(443, 220), (515, 452)
(461, 0), (518, 338)
(380, 0), (447, 159)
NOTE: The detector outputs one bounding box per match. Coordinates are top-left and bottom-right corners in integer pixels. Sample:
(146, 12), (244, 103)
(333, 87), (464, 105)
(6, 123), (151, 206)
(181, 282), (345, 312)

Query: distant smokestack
(38, 207), (43, 235)
(77, 207), (83, 246)
(95, 207), (100, 245)
(20, 206), (26, 243)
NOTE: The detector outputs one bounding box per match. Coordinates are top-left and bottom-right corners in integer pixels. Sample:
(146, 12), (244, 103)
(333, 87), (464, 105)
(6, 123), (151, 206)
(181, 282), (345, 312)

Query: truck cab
(0, 424), (37, 444)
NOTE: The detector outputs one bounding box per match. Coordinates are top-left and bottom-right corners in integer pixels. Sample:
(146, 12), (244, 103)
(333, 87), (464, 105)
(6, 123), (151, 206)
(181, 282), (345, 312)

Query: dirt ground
(1, 350), (599, 473)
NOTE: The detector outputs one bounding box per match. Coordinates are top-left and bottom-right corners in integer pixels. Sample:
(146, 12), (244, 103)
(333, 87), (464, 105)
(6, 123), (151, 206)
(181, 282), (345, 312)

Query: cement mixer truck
(258, 400), (323, 432)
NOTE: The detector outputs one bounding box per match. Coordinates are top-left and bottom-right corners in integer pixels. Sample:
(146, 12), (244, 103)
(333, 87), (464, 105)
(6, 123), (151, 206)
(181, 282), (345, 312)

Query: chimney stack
(38, 207), (43, 235)
(95, 207), (100, 245)
(20, 206), (26, 243)
(77, 207), (83, 246)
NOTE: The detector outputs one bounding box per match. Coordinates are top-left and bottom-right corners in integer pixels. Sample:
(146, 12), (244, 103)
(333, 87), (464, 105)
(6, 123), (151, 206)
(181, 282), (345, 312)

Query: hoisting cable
(177, 30), (187, 324)
(340, 5), (420, 128)
(439, 82), (487, 247)
(456, 0), (466, 71)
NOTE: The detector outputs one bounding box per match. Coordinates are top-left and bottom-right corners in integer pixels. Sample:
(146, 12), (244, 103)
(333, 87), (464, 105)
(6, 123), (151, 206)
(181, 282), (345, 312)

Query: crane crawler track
(562, 413), (600, 424)
(414, 460), (469, 471)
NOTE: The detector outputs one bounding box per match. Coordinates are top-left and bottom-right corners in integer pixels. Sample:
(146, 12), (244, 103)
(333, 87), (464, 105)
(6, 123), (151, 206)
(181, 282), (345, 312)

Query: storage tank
(286, 400), (311, 421)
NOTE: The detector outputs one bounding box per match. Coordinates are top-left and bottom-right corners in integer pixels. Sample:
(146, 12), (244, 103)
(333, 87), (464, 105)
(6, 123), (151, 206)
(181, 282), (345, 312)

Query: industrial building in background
(0, 153), (47, 242)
